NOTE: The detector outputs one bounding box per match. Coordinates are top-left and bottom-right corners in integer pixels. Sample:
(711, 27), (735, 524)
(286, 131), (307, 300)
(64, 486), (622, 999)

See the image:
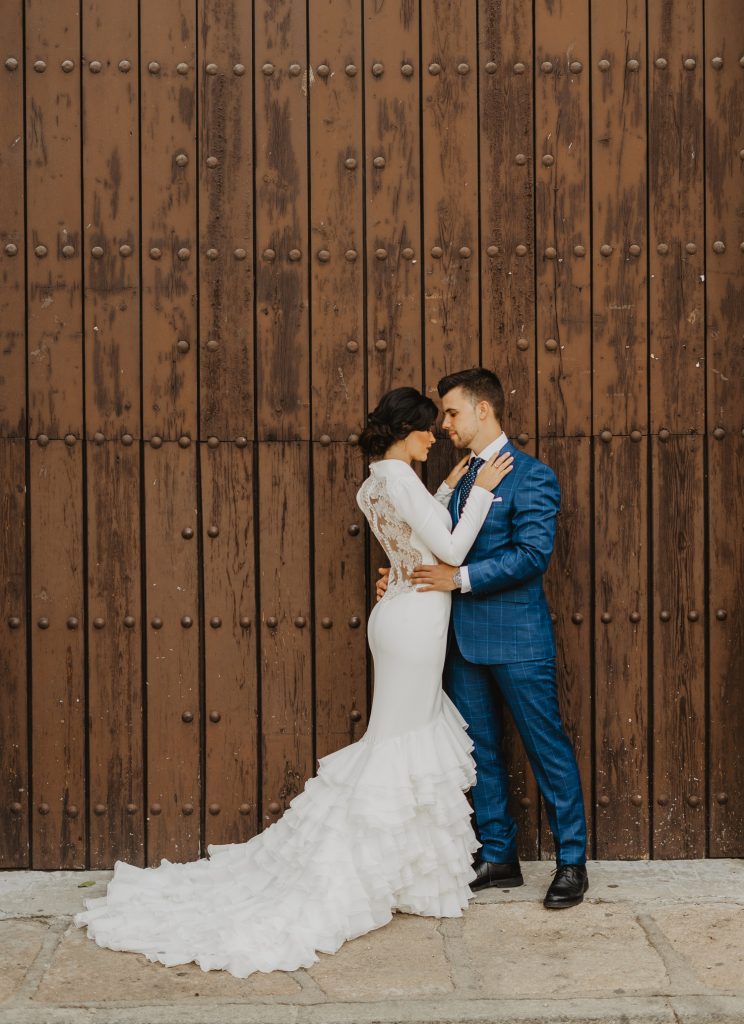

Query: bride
(74, 386), (513, 977)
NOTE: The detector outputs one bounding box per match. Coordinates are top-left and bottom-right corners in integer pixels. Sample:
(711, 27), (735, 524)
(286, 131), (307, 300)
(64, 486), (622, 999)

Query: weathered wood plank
(534, 0), (591, 438)
(86, 441), (143, 867)
(594, 435), (649, 859)
(541, 437), (592, 858)
(0, 439), (29, 865)
(198, 0), (253, 441)
(313, 443), (368, 760)
(144, 442), (200, 863)
(648, 0), (705, 433)
(651, 435), (705, 858)
(478, 0), (536, 443)
(0, 0), (25, 438)
(30, 440), (85, 868)
(140, 0), (197, 441)
(25, 0), (83, 438)
(255, 1), (310, 441)
(704, 0), (744, 434)
(704, 0), (744, 858)
(309, 0), (363, 441)
(201, 441), (259, 845)
(364, 0), (422, 408)
(590, 0), (647, 436)
(421, 0), (479, 386)
(708, 433), (744, 856)
(258, 443), (313, 827)
(82, 0), (140, 440)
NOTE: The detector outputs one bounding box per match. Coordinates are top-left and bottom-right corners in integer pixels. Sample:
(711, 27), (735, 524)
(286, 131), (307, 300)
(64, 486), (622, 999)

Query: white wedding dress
(74, 459), (495, 977)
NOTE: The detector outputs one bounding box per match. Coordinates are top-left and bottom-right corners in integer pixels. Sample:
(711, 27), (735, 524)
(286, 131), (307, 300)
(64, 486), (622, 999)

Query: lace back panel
(357, 474), (422, 601)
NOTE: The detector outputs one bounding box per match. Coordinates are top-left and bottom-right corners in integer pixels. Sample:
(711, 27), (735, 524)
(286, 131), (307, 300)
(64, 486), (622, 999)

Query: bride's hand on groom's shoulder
(375, 568), (390, 602)
(443, 455), (470, 490)
(475, 452), (513, 492)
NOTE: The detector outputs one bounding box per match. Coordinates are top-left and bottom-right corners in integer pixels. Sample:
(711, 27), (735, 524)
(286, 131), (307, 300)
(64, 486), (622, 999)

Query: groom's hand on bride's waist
(412, 563), (458, 592)
(375, 568), (390, 602)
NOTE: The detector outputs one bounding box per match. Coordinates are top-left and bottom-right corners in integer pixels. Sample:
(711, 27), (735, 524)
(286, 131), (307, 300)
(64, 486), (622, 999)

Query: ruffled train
(74, 694), (480, 977)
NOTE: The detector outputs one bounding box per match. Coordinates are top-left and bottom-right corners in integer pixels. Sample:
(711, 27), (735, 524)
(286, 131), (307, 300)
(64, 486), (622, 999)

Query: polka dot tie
(457, 456), (485, 516)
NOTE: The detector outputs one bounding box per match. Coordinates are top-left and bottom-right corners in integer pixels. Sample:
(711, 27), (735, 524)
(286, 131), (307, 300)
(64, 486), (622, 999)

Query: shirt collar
(471, 431), (509, 464)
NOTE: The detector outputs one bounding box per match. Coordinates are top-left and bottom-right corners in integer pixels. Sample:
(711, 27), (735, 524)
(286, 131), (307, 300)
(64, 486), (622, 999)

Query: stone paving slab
(1, 862), (744, 1024)
(0, 920), (48, 1002)
(308, 915), (453, 1000)
(649, 904), (744, 993)
(34, 927), (301, 1004)
(463, 903), (669, 997)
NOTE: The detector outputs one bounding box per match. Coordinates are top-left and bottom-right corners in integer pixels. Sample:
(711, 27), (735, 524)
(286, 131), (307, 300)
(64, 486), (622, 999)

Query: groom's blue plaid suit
(445, 441), (587, 866)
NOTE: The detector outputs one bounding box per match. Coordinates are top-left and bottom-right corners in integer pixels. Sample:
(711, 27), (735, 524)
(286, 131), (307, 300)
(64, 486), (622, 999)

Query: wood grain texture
(651, 435), (705, 858)
(0, 439), (28, 866)
(140, 0), (197, 441)
(201, 441), (259, 845)
(87, 441), (144, 867)
(313, 443), (368, 760)
(254, 0), (310, 441)
(590, 0), (648, 436)
(198, 0), (254, 441)
(30, 441), (85, 868)
(422, 0), (479, 391)
(364, 0), (422, 408)
(594, 436), (649, 859)
(704, 0), (744, 433)
(541, 437), (592, 857)
(144, 442), (200, 864)
(258, 443), (313, 826)
(82, 0), (140, 439)
(25, 0), (83, 438)
(309, 0), (364, 441)
(707, 434), (744, 856)
(648, 0), (705, 434)
(479, 0), (536, 442)
(535, 0), (591, 438)
(0, 0), (25, 437)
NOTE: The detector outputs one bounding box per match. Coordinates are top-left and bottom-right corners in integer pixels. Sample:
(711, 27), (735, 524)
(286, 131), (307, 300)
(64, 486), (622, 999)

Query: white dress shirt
(435, 432), (509, 594)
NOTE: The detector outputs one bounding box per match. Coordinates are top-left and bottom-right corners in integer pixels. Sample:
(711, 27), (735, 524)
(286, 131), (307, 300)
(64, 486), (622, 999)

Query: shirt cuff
(459, 565), (472, 594)
(435, 481), (454, 496)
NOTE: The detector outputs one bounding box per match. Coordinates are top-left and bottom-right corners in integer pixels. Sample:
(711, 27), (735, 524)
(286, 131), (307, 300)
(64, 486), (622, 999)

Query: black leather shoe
(471, 858), (524, 891)
(543, 864), (588, 909)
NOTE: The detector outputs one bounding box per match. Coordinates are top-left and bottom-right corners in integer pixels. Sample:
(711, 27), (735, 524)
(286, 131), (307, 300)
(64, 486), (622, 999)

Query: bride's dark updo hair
(358, 387), (439, 458)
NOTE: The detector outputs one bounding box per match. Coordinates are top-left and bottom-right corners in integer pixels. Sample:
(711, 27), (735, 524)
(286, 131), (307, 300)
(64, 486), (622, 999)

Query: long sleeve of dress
(433, 481), (454, 507)
(389, 474), (492, 566)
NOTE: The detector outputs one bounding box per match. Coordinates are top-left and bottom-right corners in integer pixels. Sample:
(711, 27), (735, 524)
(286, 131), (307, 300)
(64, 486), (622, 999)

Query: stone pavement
(1, 860), (743, 1024)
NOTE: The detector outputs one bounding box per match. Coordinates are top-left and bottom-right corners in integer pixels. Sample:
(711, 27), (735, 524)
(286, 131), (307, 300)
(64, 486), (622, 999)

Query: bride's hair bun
(358, 387), (439, 458)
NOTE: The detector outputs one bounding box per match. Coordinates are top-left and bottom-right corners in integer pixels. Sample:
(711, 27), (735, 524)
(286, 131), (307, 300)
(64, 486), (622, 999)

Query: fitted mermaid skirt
(74, 587), (480, 978)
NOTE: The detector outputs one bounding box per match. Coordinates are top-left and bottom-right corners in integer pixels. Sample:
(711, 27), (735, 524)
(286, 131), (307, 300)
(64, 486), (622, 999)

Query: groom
(379, 368), (588, 909)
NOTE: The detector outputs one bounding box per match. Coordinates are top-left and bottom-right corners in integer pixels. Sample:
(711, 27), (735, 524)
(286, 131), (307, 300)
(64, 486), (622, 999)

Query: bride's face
(405, 429), (436, 462)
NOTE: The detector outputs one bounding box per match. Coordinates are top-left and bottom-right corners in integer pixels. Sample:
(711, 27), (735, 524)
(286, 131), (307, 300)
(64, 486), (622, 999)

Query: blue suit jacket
(449, 442), (559, 665)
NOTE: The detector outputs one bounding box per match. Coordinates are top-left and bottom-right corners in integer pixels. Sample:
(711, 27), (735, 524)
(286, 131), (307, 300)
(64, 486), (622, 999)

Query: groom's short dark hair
(437, 368), (505, 422)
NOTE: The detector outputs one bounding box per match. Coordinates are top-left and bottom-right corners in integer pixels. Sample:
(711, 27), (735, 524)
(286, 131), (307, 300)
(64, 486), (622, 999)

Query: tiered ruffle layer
(74, 694), (480, 978)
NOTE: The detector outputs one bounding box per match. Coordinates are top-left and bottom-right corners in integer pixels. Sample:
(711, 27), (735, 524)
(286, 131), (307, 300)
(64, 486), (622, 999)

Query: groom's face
(440, 388), (479, 450)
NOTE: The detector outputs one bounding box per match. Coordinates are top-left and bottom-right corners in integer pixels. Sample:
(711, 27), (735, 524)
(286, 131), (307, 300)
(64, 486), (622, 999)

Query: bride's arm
(433, 455), (469, 506)
(390, 476), (493, 566)
(433, 481), (454, 507)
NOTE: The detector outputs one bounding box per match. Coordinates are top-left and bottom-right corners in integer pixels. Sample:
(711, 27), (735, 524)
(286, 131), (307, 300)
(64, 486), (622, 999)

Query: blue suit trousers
(444, 636), (587, 866)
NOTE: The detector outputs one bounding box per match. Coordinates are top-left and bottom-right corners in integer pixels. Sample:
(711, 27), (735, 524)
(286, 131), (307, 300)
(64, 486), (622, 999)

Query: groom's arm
(464, 461), (560, 596)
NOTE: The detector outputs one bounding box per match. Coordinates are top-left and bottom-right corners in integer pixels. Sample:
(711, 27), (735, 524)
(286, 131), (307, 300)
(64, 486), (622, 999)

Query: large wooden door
(1, 0), (742, 868)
